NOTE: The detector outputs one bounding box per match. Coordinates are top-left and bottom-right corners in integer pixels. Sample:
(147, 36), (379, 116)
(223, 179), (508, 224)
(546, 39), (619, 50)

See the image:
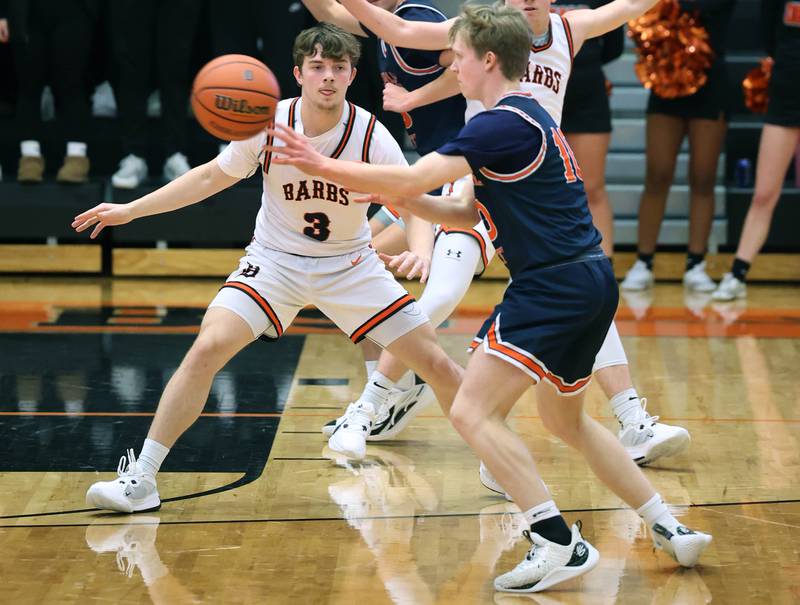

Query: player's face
(449, 33), (484, 100)
(505, 0), (554, 26)
(295, 47), (356, 111)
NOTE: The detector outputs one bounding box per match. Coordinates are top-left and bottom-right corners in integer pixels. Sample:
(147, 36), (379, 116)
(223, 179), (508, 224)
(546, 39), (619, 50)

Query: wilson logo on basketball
(214, 95), (272, 115)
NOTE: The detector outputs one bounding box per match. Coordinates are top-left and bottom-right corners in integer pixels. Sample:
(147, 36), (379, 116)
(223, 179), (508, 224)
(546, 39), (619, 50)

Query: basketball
(191, 54), (280, 141)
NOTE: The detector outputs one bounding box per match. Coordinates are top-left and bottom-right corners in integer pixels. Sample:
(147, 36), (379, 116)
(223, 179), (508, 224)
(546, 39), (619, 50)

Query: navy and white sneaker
(494, 522), (599, 593)
(322, 384), (435, 441)
(651, 523), (712, 567)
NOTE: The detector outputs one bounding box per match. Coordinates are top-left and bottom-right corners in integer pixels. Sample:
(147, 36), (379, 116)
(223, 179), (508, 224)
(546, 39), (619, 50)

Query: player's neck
(527, 13), (549, 38)
(481, 79), (518, 110)
(299, 96), (346, 138)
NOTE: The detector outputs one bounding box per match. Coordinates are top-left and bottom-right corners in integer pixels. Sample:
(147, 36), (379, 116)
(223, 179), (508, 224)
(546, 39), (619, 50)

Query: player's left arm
(564, 0), (660, 53)
(268, 122), (470, 198)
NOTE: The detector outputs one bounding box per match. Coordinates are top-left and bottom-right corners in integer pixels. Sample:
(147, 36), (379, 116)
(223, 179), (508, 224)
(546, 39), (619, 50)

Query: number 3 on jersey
(303, 212), (331, 241)
(551, 127), (583, 183)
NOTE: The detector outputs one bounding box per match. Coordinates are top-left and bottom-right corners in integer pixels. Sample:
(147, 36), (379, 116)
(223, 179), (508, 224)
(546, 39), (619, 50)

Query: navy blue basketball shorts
(468, 254), (618, 396)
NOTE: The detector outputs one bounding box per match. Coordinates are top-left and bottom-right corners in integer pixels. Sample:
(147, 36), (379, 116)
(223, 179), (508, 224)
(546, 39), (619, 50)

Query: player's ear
(348, 66), (358, 86)
(293, 65), (302, 86)
(484, 50), (497, 72)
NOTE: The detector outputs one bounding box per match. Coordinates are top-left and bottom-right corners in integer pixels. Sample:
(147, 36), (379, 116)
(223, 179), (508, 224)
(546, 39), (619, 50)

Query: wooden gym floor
(0, 276), (799, 604)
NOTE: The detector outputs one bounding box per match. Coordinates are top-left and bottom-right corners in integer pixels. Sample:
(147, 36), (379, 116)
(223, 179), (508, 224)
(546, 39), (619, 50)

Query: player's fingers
(353, 195), (377, 205)
(75, 216), (98, 232)
(420, 262), (430, 284)
(377, 252), (395, 264)
(90, 222), (105, 239)
(396, 255), (416, 274)
(387, 253), (407, 269)
(73, 206), (103, 223)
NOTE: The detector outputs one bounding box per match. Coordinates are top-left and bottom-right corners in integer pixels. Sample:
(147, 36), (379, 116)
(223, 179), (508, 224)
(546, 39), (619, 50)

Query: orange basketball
(191, 54), (280, 141)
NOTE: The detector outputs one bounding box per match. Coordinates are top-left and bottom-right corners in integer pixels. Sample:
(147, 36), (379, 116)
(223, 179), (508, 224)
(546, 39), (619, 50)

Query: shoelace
(117, 448), (139, 478)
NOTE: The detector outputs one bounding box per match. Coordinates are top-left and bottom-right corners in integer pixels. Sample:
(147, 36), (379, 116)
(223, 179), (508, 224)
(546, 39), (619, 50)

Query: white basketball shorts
(209, 240), (430, 347)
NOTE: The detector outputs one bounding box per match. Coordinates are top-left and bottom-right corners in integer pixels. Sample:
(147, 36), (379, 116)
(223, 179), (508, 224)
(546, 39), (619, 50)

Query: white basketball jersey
(217, 97), (407, 256)
(465, 13), (574, 125)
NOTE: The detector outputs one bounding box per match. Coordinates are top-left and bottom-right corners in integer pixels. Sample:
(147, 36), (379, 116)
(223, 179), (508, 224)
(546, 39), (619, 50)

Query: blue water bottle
(735, 158), (753, 188)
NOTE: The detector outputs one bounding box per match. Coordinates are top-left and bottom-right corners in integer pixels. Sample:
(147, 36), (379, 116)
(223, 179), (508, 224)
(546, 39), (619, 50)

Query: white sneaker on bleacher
(620, 260), (654, 291)
(712, 273), (746, 301)
(85, 448), (161, 513)
(112, 154), (148, 189)
(683, 261), (716, 292)
(163, 152), (191, 182)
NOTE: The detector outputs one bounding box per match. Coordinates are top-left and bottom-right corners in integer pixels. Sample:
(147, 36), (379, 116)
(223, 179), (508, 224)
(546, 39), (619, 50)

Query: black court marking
(2, 498), (798, 528)
(298, 378), (349, 386)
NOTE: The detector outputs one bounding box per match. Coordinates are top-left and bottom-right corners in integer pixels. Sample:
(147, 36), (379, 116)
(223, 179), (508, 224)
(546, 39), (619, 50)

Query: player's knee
(183, 332), (231, 375)
(419, 292), (457, 328)
(644, 168), (673, 194)
(751, 188), (780, 211)
(540, 408), (582, 446)
(449, 397), (483, 435)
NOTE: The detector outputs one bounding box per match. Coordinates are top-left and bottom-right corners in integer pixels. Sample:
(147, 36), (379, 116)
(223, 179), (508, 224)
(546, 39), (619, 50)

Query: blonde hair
(449, 3), (532, 80)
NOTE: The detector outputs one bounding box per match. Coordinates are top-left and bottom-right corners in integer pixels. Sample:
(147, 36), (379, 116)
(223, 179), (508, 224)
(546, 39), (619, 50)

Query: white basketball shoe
(494, 522), (599, 593)
(479, 461), (513, 501)
(86, 449), (161, 513)
(621, 260), (654, 291)
(328, 402), (374, 459)
(651, 523), (713, 567)
(618, 401), (690, 466)
(322, 383), (435, 441)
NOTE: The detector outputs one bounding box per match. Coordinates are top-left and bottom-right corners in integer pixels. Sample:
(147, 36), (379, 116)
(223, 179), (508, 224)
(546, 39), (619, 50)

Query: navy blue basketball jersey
(438, 91), (602, 275)
(361, 1), (466, 155)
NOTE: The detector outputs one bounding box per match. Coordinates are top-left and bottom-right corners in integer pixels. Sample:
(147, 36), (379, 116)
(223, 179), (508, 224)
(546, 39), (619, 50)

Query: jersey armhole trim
(361, 114), (377, 163)
(331, 102), (357, 160)
(561, 14), (575, 66)
(477, 105), (547, 183)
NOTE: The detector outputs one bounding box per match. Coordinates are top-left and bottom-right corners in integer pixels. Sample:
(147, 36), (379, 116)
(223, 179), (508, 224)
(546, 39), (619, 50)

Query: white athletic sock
(66, 141), (87, 157)
(394, 370), (415, 391)
(364, 360), (378, 378)
(358, 371), (395, 414)
(637, 493), (679, 530)
(21, 140), (41, 157)
(522, 499), (561, 526)
(610, 388), (644, 427)
(138, 438), (170, 477)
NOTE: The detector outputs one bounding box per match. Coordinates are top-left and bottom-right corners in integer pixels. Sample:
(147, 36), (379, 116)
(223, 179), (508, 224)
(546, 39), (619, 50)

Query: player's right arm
(383, 68), (461, 113)
(300, 0), (366, 36)
(339, 0), (453, 50)
(72, 160), (240, 239)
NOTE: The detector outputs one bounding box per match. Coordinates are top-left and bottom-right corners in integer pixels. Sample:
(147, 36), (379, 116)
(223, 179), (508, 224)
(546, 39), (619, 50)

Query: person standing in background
(621, 0), (736, 292)
(712, 0), (800, 300)
(109, 0), (202, 189)
(2, 0), (99, 184)
(554, 0), (624, 257)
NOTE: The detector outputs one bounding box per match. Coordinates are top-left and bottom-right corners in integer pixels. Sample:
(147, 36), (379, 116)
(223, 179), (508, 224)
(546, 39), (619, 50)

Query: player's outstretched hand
(72, 203), (134, 239)
(383, 83), (414, 113)
(379, 251), (430, 284)
(267, 124), (327, 175)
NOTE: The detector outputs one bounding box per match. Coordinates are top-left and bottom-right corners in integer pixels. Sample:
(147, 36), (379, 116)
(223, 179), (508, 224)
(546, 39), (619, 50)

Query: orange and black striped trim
(220, 281), (284, 338)
(350, 293), (416, 344)
(561, 15), (575, 67)
(485, 319), (591, 394)
(263, 97), (300, 175)
(436, 226), (489, 275)
(331, 102), (356, 159)
(287, 97), (300, 129)
(361, 114), (377, 163)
